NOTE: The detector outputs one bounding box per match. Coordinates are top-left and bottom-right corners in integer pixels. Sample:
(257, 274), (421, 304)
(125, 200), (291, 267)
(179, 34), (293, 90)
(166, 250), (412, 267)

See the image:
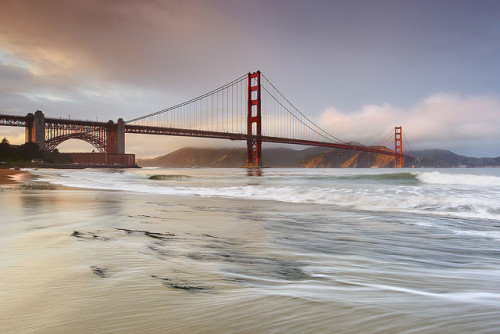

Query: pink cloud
(320, 93), (500, 155)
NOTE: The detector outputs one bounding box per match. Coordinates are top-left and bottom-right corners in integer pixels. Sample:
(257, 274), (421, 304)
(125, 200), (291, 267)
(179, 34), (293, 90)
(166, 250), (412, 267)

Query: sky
(0, 0), (499, 158)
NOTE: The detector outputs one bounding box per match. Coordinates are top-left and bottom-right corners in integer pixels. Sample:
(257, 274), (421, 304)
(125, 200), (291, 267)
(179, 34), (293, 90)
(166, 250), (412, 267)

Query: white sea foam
(353, 282), (500, 306)
(30, 168), (500, 221)
(415, 171), (500, 187)
(452, 230), (500, 241)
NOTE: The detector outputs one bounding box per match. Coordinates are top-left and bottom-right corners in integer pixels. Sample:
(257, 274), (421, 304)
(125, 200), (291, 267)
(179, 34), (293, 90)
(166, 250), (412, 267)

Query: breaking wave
(415, 171), (500, 187)
(25, 168), (500, 221)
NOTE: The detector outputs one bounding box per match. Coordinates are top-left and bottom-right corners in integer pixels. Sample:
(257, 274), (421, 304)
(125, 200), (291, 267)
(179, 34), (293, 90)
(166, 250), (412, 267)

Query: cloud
(0, 0), (255, 122)
(0, 0), (245, 90)
(320, 93), (500, 157)
(2, 1), (500, 157)
(320, 103), (400, 144)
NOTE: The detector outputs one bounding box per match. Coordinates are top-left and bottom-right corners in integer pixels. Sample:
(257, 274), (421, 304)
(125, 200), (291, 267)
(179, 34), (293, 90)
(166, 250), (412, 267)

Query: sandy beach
(0, 168), (26, 185)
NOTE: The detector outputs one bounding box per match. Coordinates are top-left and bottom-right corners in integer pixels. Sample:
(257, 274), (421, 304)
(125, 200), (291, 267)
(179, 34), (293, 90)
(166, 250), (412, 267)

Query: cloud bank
(320, 93), (500, 157)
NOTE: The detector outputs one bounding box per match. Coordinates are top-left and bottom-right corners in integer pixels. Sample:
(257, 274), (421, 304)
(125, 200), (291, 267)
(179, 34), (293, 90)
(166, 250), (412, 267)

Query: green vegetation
(0, 138), (72, 165)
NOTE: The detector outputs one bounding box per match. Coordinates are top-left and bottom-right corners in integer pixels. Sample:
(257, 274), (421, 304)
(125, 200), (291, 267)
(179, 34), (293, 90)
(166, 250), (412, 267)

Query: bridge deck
(1, 114), (404, 159)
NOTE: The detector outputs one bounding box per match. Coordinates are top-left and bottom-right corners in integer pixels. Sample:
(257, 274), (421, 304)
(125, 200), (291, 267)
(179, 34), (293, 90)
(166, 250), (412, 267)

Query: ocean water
(1, 167), (500, 333)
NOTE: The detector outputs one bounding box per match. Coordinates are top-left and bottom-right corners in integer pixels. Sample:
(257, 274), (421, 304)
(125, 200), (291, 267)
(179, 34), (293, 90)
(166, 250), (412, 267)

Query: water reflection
(20, 192), (44, 213)
(246, 168), (263, 177)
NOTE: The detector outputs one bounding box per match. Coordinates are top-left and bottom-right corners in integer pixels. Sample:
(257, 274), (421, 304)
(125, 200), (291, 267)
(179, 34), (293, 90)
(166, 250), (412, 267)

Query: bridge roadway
(0, 114), (107, 128)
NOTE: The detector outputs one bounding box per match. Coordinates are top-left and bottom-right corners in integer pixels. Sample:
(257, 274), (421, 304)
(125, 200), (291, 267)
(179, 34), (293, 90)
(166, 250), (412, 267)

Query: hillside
(137, 146), (500, 168)
(137, 147), (315, 168)
(138, 146), (395, 168)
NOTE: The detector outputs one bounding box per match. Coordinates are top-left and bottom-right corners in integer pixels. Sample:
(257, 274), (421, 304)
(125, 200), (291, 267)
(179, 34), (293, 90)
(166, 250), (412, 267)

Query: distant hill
(137, 146), (500, 168)
(137, 147), (312, 168)
(409, 149), (500, 168)
(138, 147), (245, 168)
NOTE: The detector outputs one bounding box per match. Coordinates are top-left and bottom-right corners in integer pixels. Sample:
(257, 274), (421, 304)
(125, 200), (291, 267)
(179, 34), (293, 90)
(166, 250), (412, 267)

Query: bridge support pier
(117, 118), (125, 154)
(105, 119), (126, 154)
(246, 71), (263, 168)
(25, 110), (45, 150)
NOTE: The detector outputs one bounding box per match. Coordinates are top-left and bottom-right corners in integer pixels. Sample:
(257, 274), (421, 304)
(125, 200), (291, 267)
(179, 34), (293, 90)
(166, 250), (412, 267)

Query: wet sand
(2, 168), (500, 333)
(0, 168), (26, 184)
(0, 189), (306, 333)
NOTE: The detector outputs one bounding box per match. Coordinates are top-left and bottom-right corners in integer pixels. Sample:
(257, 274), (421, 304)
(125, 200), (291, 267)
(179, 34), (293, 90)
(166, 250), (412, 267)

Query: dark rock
(151, 275), (215, 293)
(91, 266), (109, 278)
(71, 230), (109, 241)
(116, 228), (175, 240)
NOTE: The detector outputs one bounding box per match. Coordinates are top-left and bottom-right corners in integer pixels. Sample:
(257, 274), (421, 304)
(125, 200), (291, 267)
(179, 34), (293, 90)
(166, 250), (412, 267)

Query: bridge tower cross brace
(394, 126), (403, 168)
(246, 71), (263, 167)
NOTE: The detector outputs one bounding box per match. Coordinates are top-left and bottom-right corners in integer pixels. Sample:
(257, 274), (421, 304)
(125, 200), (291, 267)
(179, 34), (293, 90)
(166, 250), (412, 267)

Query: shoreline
(1, 164), (139, 186)
(1, 164), (139, 169)
(0, 168), (91, 191)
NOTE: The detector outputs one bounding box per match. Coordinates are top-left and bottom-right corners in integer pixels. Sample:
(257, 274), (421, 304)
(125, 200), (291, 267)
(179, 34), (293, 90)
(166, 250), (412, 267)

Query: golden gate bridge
(0, 70), (408, 167)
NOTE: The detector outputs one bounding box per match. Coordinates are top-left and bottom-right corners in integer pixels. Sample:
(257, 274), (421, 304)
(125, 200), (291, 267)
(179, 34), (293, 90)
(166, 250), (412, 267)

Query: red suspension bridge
(0, 70), (408, 167)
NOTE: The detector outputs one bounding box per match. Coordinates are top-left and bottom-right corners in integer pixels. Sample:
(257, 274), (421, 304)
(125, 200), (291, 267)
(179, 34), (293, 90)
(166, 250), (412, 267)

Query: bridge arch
(45, 133), (107, 152)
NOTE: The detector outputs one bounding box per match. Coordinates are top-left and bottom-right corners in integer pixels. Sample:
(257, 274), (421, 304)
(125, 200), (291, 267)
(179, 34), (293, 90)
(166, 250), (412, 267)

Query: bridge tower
(246, 71), (262, 167)
(394, 126), (403, 168)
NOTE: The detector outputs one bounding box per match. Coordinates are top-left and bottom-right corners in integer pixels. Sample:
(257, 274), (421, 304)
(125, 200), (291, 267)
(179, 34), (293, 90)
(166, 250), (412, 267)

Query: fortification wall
(68, 153), (136, 167)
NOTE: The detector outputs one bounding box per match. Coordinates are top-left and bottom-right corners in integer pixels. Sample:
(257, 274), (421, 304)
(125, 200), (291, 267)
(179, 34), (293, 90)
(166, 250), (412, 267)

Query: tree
(18, 142), (41, 161)
(0, 138), (12, 160)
